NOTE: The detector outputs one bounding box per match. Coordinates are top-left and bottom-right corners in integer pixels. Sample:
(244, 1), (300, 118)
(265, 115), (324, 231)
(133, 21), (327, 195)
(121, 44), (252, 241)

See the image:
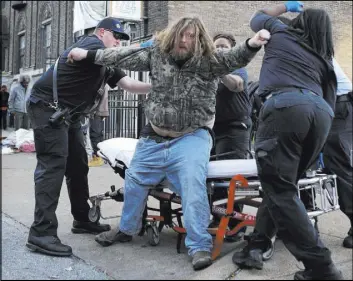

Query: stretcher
(89, 138), (340, 261)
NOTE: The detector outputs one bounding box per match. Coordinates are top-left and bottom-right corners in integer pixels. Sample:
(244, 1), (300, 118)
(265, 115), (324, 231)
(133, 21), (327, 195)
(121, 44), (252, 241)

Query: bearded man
(68, 16), (270, 270)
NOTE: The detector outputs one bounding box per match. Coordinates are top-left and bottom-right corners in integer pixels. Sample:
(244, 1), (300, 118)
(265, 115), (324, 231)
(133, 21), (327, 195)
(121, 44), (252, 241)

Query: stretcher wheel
(88, 206), (101, 223)
(147, 225), (160, 246)
(262, 236), (275, 261)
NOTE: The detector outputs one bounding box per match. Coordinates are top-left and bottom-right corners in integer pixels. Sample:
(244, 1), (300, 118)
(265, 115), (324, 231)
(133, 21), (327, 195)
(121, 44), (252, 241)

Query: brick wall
(145, 1), (169, 36)
(1, 1), (73, 87)
(167, 1), (352, 81)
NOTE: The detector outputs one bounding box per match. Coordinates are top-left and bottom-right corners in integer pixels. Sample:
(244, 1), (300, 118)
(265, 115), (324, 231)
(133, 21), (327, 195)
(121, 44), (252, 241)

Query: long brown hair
(155, 17), (215, 59)
(289, 9), (334, 60)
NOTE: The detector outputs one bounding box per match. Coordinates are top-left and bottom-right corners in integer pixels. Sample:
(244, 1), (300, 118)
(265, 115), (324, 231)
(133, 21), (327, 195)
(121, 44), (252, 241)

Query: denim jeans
(119, 128), (213, 256)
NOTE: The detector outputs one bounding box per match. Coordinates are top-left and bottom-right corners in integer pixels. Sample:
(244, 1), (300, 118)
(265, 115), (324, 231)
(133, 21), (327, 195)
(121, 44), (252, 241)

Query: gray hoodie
(9, 84), (29, 113)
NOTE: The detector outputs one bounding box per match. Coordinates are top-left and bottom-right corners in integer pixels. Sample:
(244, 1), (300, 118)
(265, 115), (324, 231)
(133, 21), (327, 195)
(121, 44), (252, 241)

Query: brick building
(1, 1), (75, 88)
(1, 1), (352, 88)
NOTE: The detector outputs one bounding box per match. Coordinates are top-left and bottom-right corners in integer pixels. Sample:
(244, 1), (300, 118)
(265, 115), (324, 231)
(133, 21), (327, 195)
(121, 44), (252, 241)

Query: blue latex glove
(285, 1), (304, 12)
(140, 39), (154, 48)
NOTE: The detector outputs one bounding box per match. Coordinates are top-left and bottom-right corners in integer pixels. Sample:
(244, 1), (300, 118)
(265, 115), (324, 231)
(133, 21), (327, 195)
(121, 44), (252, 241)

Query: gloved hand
(285, 1), (304, 12)
(140, 39), (154, 48)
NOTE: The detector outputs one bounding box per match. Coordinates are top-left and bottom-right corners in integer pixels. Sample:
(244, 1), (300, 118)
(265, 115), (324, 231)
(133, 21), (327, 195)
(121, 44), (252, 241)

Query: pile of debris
(1, 129), (35, 154)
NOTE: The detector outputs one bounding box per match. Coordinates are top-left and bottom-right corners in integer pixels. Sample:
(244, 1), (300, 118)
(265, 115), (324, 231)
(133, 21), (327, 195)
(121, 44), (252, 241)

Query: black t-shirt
(31, 35), (126, 108)
(214, 68), (251, 127)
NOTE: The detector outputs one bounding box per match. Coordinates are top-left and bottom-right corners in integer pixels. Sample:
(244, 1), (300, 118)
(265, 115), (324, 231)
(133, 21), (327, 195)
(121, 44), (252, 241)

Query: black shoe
(232, 247), (263, 270)
(95, 229), (132, 247)
(294, 264), (343, 280)
(71, 220), (111, 234)
(26, 235), (72, 257)
(192, 251), (212, 270)
(343, 228), (352, 248)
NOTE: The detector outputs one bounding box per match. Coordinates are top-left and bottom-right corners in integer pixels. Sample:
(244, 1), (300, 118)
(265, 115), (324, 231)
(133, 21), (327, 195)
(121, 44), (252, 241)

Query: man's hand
(67, 48), (88, 63)
(221, 74), (244, 92)
(248, 29), (271, 48)
(140, 38), (154, 48)
(285, 1), (304, 13)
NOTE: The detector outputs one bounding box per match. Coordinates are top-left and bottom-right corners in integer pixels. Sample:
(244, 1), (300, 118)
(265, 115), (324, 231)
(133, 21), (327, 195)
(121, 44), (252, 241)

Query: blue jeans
(119, 128), (213, 256)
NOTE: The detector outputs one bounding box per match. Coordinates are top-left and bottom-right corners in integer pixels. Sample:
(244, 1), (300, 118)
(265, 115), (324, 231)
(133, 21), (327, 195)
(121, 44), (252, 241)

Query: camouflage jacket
(90, 42), (260, 134)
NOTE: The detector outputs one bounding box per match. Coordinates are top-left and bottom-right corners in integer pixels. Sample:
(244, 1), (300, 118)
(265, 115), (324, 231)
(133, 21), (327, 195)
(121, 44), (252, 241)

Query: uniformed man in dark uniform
(232, 2), (343, 280)
(26, 17), (151, 257)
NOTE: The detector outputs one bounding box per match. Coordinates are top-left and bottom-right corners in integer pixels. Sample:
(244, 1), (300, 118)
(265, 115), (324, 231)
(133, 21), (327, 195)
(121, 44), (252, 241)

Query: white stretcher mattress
(97, 138), (258, 178)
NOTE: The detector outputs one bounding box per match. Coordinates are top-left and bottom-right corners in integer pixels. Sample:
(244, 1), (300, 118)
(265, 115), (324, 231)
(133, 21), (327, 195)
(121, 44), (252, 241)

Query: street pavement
(1, 151), (352, 280)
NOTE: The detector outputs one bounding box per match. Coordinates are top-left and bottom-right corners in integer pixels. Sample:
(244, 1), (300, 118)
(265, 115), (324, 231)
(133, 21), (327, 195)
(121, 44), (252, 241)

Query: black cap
(96, 17), (130, 41)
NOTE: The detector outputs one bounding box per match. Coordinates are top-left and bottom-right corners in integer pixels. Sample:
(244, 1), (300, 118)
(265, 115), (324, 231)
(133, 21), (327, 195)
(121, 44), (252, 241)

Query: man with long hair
(231, 2), (343, 280)
(68, 16), (270, 270)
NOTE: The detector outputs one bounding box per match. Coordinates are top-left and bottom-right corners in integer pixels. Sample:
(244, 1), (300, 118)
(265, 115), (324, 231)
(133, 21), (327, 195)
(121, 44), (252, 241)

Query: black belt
(336, 94), (352, 103)
(145, 126), (215, 148)
(263, 88), (317, 101)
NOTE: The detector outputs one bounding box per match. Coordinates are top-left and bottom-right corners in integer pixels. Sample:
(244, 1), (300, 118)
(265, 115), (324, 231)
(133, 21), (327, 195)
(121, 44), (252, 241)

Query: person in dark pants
(87, 85), (110, 167)
(0, 85), (9, 130)
(232, 2), (343, 280)
(88, 115), (105, 165)
(210, 33), (252, 241)
(26, 17), (151, 258)
(323, 58), (352, 248)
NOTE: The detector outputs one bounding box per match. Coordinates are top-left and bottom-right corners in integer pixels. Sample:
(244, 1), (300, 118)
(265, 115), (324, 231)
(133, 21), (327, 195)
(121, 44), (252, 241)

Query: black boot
(232, 247), (263, 269)
(294, 263), (343, 280)
(26, 235), (72, 257)
(71, 220), (111, 234)
(343, 227), (352, 248)
(232, 232), (271, 270)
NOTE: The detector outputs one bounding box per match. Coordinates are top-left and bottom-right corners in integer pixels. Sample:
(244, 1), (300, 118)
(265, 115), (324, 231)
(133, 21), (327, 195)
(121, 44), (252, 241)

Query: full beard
(170, 48), (193, 61)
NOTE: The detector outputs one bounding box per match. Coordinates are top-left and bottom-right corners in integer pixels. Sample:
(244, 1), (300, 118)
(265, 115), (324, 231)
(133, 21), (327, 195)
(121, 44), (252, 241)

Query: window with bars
(19, 34), (25, 69)
(40, 22), (51, 70)
(43, 23), (51, 70)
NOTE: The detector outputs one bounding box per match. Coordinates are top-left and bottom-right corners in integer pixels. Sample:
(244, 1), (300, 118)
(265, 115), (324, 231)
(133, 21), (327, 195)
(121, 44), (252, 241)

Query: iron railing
(103, 70), (149, 140)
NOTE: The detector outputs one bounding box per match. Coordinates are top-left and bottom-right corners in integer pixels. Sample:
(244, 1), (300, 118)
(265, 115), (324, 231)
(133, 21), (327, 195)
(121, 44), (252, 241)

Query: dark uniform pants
(212, 120), (252, 227)
(214, 119), (252, 160)
(89, 115), (104, 156)
(253, 90), (334, 269)
(27, 100), (90, 237)
(323, 97), (353, 226)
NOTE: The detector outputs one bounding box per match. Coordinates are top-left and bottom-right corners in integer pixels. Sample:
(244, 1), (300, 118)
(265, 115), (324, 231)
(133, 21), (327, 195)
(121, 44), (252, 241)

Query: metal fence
(103, 70), (150, 140)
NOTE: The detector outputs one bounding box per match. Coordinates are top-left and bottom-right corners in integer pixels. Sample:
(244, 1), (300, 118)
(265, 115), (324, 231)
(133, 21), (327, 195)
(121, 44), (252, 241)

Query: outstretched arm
(117, 76), (152, 94)
(250, 1), (304, 32)
(67, 45), (151, 72)
(211, 29), (270, 77)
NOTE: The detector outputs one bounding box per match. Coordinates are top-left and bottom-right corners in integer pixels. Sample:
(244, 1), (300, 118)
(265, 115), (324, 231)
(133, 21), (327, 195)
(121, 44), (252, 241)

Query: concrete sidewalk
(1, 152), (352, 280)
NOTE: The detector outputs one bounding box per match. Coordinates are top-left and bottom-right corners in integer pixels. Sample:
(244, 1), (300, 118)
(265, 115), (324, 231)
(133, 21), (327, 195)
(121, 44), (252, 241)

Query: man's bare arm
(221, 74), (244, 92)
(117, 76), (152, 94)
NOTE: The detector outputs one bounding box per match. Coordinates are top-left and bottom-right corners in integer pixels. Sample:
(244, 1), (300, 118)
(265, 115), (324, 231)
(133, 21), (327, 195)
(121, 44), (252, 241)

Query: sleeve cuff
(246, 38), (262, 52)
(86, 50), (98, 63)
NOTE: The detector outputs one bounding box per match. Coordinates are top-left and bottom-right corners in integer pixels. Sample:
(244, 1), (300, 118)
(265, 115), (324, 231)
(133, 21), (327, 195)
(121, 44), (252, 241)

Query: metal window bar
(104, 70), (150, 140)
